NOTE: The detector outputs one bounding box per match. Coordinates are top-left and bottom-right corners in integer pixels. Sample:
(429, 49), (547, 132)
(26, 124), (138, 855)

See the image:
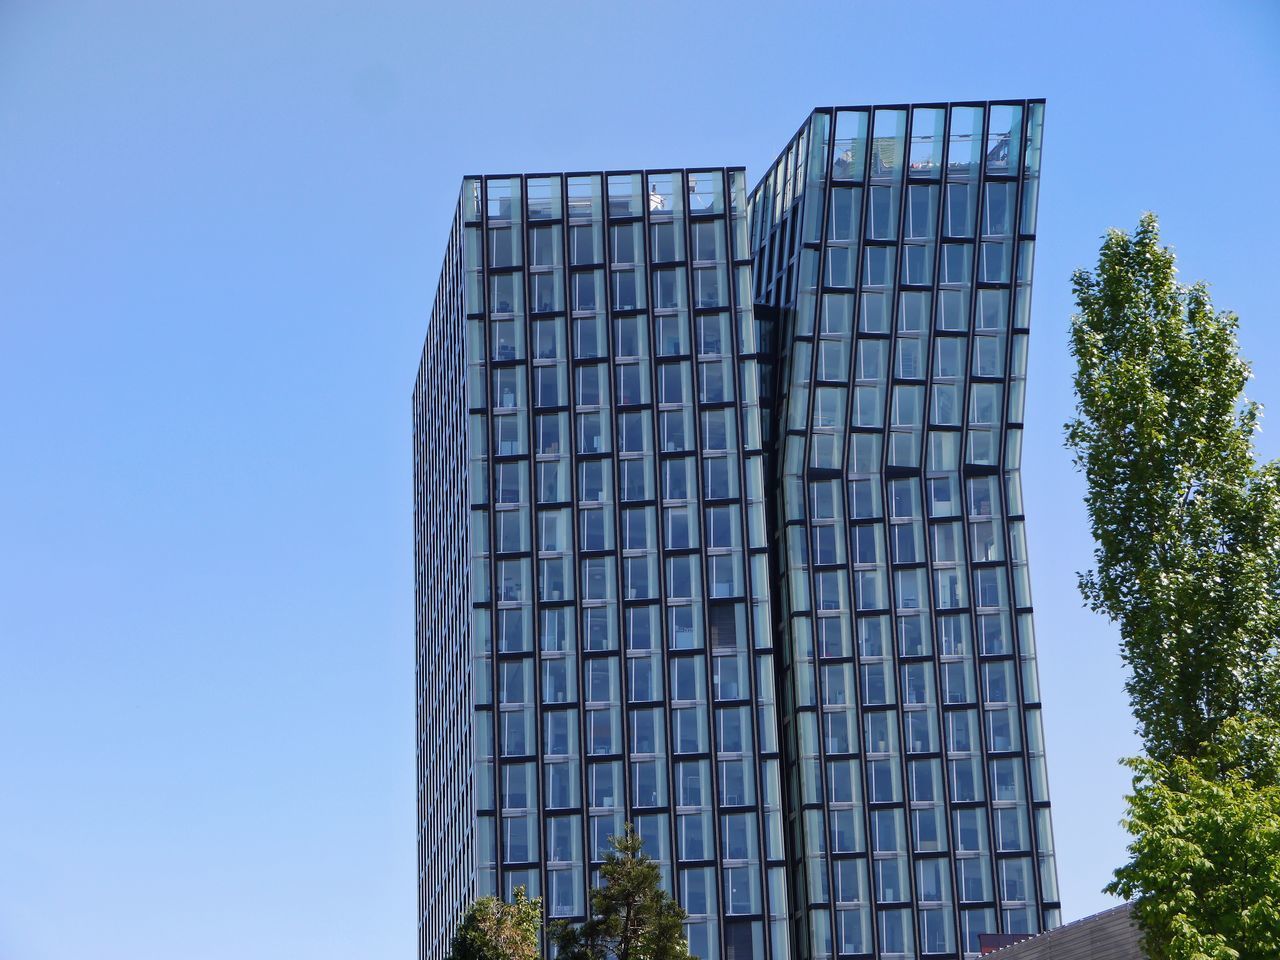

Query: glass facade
(747, 101), (1056, 960)
(417, 168), (779, 960)
(415, 101), (1055, 960)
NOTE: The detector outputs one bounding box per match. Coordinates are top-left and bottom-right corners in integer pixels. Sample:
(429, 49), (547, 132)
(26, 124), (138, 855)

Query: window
(658, 363), (685, 405)
(569, 224), (596, 265)
(906, 184), (937, 239)
(665, 504), (697, 549)
(582, 557), (614, 602)
(542, 660), (573, 705)
(616, 365), (645, 406)
(667, 555), (697, 600)
(573, 271), (600, 313)
(717, 706), (750, 753)
(532, 318), (563, 359)
(699, 359), (733, 403)
(651, 221), (680, 262)
(945, 182), (975, 237)
(704, 457), (736, 499)
(544, 709), (573, 754)
(577, 413), (604, 453)
(610, 222), (639, 264)
(580, 509), (607, 551)
(691, 220), (722, 262)
(586, 708), (617, 755)
(664, 458), (693, 501)
(867, 185), (897, 240)
(622, 508), (649, 551)
(864, 246), (894, 287)
(529, 224), (558, 267)
(983, 182), (1015, 237)
(619, 458), (650, 502)
(579, 459), (607, 502)
(829, 187), (860, 241)
(545, 761), (577, 809)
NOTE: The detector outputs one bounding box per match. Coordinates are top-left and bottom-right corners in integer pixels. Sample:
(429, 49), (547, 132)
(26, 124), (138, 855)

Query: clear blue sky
(1, 2), (1277, 958)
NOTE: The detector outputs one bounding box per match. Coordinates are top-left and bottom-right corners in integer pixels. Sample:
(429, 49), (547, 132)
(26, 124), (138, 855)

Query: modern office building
(414, 100), (1056, 960)
(747, 101), (1057, 959)
(415, 168), (779, 960)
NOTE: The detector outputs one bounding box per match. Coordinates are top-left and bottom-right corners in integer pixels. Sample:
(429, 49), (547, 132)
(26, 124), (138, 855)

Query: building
(415, 168), (777, 960)
(414, 101), (1055, 960)
(979, 904), (1141, 958)
(747, 101), (1057, 958)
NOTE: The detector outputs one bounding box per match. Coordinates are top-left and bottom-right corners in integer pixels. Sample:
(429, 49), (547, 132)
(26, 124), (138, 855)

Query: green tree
(1069, 215), (1280, 958)
(1066, 212), (1280, 764)
(1105, 716), (1280, 960)
(447, 886), (541, 960)
(551, 824), (691, 960)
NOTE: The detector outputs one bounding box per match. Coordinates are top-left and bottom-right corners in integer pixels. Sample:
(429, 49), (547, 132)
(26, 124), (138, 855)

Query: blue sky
(1, 2), (1277, 958)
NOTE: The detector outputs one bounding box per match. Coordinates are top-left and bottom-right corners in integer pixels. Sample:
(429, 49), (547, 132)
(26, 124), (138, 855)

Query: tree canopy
(447, 886), (541, 960)
(1105, 718), (1280, 960)
(1066, 212), (1280, 764)
(1069, 214), (1280, 960)
(551, 825), (691, 960)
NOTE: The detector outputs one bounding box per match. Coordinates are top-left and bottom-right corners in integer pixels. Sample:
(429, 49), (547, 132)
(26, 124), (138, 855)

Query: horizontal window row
(473, 600), (772, 656)
(481, 310), (754, 362)
(475, 454), (761, 507)
(477, 264), (744, 316)
(825, 181), (1023, 245)
(474, 218), (745, 271)
(466, 171), (744, 226)
(481, 360), (751, 411)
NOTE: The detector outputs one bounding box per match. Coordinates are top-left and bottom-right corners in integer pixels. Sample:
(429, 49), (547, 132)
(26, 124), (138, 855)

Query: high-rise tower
(414, 101), (1057, 960)
(416, 169), (777, 960)
(747, 101), (1057, 958)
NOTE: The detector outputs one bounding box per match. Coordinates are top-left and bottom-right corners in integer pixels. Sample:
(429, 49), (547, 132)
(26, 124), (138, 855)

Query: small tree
(551, 824), (691, 960)
(1066, 212), (1280, 764)
(448, 886), (541, 960)
(1106, 717), (1280, 960)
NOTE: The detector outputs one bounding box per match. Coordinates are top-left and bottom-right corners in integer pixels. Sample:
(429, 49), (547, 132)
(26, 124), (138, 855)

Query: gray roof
(984, 904), (1143, 959)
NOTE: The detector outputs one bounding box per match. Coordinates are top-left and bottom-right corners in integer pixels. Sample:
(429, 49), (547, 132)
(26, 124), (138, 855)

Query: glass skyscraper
(415, 100), (1056, 960)
(747, 101), (1057, 959)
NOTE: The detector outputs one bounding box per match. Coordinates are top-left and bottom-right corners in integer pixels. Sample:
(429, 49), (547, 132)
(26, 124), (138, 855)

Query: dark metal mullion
(809, 105), (879, 960)
(597, 176), (637, 858)
(876, 108), (934, 960)
(976, 103), (1045, 937)
(962, 104), (1009, 940)
(721, 166), (776, 959)
(862, 108), (915, 959)
(474, 179), (510, 890)
(586, 178), (646, 899)
(997, 102), (1055, 929)
(817, 106), (878, 960)
(635, 169), (682, 910)
(678, 169), (731, 955)
(751, 159), (803, 955)
(920, 103), (970, 956)
(560, 173), (593, 918)
(514, 174), (554, 921)
(803, 111), (842, 960)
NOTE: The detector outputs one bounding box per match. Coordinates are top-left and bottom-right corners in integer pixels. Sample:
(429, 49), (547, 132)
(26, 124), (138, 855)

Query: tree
(1069, 215), (1280, 958)
(551, 824), (691, 960)
(1105, 716), (1280, 960)
(447, 886), (541, 960)
(1066, 212), (1280, 764)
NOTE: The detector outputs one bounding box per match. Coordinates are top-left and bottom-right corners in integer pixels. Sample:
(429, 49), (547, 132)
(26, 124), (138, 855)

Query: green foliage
(448, 886), (542, 960)
(551, 824), (691, 960)
(1106, 715), (1280, 960)
(1071, 215), (1280, 960)
(1066, 212), (1280, 763)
